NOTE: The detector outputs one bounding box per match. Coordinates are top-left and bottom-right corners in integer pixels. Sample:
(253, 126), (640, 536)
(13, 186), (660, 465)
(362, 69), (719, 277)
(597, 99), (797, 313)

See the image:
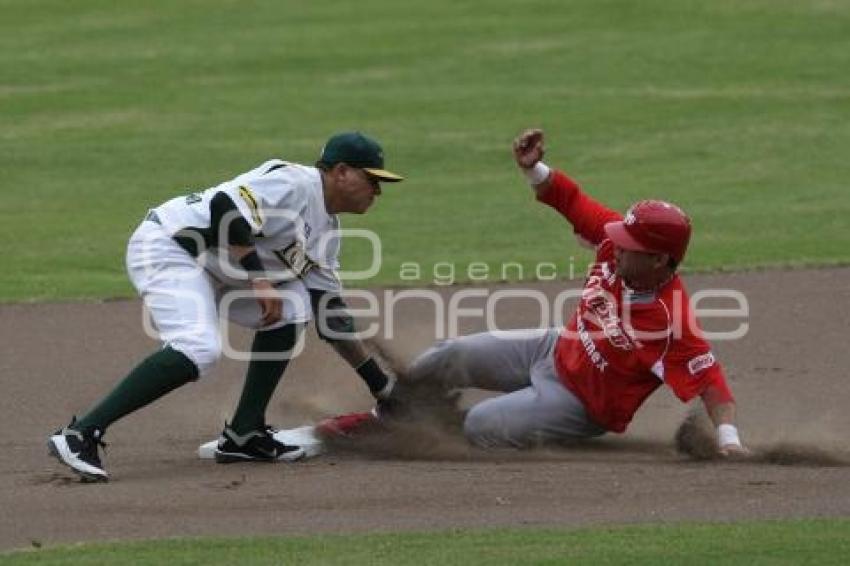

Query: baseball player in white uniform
(48, 132), (403, 482)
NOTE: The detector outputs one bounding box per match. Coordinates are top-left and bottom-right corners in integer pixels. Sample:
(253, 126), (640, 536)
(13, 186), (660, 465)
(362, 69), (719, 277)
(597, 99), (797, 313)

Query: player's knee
(409, 339), (465, 381)
(463, 403), (512, 448)
(195, 342), (222, 375)
(176, 340), (222, 377)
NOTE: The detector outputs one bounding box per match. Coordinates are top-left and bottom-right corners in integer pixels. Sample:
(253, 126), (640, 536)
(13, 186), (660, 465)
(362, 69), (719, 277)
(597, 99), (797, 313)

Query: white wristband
(522, 161), (551, 186)
(717, 424), (741, 448)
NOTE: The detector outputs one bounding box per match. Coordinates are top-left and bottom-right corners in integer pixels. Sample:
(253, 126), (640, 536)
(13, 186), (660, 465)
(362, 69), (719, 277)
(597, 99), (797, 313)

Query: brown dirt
(1, 268), (849, 551)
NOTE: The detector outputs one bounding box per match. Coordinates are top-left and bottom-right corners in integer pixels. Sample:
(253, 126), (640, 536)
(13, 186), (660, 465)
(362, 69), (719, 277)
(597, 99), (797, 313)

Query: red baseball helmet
(604, 200), (692, 263)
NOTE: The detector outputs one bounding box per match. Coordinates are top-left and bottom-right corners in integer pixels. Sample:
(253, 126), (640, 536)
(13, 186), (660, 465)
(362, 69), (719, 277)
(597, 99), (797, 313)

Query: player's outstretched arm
(309, 290), (398, 404)
(513, 128), (552, 197)
(512, 128), (621, 246)
(700, 378), (749, 458)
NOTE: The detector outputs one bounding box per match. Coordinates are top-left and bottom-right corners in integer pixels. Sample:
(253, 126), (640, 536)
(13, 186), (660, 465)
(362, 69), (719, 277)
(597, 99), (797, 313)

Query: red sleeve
(536, 169), (623, 245)
(700, 371), (735, 406)
(664, 348), (725, 403)
(658, 289), (730, 403)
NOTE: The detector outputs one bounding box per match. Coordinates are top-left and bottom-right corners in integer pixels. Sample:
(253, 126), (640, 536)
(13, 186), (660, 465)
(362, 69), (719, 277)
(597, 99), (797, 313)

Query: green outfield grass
(4, 520), (849, 565)
(2, 0), (849, 301)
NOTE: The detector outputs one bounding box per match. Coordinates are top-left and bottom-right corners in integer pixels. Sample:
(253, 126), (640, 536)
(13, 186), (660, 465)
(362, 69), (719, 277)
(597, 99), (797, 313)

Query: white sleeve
(222, 172), (307, 236)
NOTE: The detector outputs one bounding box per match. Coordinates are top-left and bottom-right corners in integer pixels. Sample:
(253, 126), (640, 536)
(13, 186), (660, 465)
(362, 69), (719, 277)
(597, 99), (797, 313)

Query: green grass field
(3, 520), (849, 565)
(2, 1), (848, 559)
(1, 0), (849, 301)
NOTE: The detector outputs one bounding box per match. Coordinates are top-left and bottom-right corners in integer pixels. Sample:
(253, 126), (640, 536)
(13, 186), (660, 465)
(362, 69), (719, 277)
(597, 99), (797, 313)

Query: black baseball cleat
(214, 423), (305, 463)
(48, 418), (108, 482)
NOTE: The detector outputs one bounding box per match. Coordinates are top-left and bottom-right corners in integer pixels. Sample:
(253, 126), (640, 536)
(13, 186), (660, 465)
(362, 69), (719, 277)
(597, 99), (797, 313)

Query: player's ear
(653, 253), (671, 269)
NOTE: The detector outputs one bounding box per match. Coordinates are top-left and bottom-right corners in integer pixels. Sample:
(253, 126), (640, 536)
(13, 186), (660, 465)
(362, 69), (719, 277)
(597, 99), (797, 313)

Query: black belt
(145, 210), (162, 224)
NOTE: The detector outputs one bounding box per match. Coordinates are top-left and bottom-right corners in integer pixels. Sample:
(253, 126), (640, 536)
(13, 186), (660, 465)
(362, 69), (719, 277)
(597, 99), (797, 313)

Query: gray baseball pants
(408, 329), (606, 448)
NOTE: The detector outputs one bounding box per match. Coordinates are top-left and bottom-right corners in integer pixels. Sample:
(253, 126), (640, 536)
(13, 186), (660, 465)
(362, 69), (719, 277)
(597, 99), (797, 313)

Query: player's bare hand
(718, 443), (751, 460)
(513, 128), (545, 169)
(251, 278), (282, 326)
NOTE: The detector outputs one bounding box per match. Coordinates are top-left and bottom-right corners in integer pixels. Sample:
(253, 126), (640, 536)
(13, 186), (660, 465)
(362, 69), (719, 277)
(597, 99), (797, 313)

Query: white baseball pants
(125, 219), (311, 376)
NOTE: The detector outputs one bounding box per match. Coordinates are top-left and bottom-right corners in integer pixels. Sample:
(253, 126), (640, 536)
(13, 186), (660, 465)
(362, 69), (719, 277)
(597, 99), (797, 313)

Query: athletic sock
(229, 324), (301, 435)
(74, 346), (199, 432)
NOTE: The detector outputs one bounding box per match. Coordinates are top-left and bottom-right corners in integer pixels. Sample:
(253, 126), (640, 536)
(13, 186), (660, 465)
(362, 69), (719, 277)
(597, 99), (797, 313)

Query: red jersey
(540, 170), (726, 433)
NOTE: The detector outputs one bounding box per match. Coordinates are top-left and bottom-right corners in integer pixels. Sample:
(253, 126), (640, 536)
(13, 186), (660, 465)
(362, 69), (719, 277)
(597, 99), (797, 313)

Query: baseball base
(197, 426), (327, 460)
(197, 411), (378, 461)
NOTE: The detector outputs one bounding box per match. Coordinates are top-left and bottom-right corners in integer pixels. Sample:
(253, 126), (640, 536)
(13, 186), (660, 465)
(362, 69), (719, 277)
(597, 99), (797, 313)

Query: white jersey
(153, 160), (341, 293)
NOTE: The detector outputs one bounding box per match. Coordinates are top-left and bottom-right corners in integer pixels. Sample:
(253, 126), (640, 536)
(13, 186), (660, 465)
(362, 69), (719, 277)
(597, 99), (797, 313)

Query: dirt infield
(1, 268), (849, 550)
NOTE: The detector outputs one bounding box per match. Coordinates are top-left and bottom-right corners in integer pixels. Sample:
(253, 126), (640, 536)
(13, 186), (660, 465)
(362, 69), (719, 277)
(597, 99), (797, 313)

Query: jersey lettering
(274, 242), (317, 278)
(577, 317), (609, 372)
(581, 271), (634, 351)
(687, 352), (716, 375)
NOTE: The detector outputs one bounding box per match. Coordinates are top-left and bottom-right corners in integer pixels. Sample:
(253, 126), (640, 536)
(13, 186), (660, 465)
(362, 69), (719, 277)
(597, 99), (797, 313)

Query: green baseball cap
(319, 131), (404, 182)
